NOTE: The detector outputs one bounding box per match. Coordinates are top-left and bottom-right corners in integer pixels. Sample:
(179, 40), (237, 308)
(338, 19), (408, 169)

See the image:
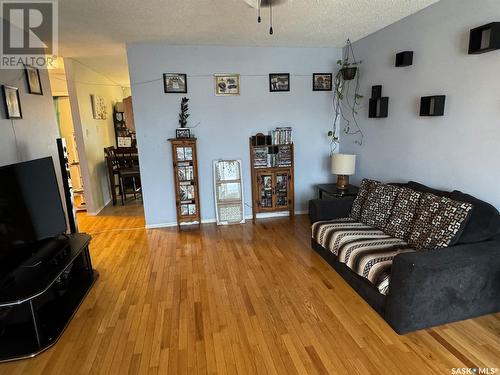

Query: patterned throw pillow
(359, 183), (401, 230)
(408, 194), (443, 249)
(429, 197), (473, 247)
(408, 193), (473, 249)
(349, 179), (379, 220)
(385, 188), (422, 240)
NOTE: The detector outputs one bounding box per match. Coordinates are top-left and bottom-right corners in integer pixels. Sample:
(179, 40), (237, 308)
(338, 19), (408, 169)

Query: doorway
(54, 96), (87, 213)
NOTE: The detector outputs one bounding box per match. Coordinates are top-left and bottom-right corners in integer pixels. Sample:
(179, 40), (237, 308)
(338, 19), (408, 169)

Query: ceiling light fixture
(269, 0), (273, 35)
(246, 0), (287, 35)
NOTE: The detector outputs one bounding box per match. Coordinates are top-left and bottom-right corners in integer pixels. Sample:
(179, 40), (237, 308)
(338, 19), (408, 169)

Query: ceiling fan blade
(244, 0), (287, 9)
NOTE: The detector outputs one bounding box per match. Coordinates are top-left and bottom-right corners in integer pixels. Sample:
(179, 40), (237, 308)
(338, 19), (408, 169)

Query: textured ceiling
(57, 0), (439, 86)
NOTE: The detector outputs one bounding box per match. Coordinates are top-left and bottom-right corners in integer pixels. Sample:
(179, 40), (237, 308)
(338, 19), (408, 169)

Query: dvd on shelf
(270, 127), (293, 145)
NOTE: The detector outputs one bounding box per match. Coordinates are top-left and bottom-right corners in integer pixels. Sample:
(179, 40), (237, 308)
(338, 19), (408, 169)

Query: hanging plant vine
(328, 39), (364, 154)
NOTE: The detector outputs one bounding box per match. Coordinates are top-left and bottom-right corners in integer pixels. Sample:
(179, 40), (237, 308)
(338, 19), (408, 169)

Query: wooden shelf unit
(249, 138), (294, 221)
(169, 138), (201, 226)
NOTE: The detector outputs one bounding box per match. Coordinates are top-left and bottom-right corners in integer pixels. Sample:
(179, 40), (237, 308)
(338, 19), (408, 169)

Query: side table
(317, 184), (359, 199)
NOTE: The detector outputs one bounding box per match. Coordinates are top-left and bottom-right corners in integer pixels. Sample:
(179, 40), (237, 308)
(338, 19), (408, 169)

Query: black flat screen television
(0, 157), (67, 273)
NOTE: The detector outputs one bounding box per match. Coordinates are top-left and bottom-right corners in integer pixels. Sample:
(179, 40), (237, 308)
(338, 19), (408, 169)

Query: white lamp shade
(331, 154), (356, 175)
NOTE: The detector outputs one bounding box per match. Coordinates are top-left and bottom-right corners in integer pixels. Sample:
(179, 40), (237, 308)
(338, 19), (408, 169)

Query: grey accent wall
(0, 67), (63, 191)
(342, 0), (500, 209)
(127, 44), (340, 226)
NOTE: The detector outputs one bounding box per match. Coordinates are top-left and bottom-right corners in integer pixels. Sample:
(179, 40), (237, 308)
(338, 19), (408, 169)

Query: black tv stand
(20, 236), (70, 269)
(0, 233), (97, 362)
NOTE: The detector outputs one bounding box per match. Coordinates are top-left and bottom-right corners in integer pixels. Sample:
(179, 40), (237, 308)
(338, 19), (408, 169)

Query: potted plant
(338, 59), (360, 81)
(176, 97), (191, 138)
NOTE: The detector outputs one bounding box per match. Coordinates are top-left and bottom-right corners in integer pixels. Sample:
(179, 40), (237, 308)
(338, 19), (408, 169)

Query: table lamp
(331, 154), (356, 189)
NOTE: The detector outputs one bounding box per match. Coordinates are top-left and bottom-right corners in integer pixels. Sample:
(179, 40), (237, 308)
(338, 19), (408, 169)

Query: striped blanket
(311, 218), (415, 295)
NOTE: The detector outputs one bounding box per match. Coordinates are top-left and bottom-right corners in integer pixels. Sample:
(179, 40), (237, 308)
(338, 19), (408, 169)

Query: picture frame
(214, 74), (240, 96)
(2, 85), (22, 119)
(176, 128), (191, 139)
(163, 73), (187, 93)
(269, 73), (290, 92)
(24, 65), (43, 95)
(90, 94), (107, 119)
(313, 73), (333, 91)
(117, 136), (132, 147)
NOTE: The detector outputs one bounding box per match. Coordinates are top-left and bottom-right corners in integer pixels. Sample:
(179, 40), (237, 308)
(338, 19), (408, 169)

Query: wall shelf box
(371, 85), (382, 99)
(468, 22), (500, 54)
(368, 85), (388, 118)
(369, 98), (389, 118)
(395, 51), (414, 67)
(420, 95), (446, 116)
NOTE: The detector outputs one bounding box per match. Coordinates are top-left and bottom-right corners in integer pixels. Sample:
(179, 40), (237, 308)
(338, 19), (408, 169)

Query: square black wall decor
(468, 22), (500, 54)
(420, 95), (446, 116)
(369, 97), (389, 118)
(395, 51), (413, 67)
(371, 85), (382, 99)
(368, 85), (388, 118)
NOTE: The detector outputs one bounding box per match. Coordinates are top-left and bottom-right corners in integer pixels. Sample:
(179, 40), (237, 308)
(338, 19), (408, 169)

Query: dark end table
(317, 183), (359, 199)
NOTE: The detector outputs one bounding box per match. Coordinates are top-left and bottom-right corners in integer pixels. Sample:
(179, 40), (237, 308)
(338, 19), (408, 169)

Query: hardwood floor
(0, 212), (498, 374)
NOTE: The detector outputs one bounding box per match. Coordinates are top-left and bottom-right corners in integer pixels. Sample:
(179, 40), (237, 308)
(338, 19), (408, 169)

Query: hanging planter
(329, 39), (364, 152)
(341, 66), (357, 81)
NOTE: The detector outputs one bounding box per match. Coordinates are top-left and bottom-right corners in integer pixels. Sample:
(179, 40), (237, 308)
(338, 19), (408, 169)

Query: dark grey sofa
(309, 181), (500, 334)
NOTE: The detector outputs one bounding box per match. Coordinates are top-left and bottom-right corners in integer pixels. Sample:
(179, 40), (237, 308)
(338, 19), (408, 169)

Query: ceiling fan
(244, 0), (289, 35)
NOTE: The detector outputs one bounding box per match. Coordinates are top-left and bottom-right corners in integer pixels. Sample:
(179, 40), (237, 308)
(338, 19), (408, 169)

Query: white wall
(0, 67), (63, 190)
(127, 44), (340, 226)
(341, 0), (500, 209)
(65, 59), (123, 214)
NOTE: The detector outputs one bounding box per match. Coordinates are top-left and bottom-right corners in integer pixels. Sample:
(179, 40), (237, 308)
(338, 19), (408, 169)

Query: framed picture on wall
(24, 65), (43, 95)
(312, 73), (333, 91)
(214, 74), (240, 96)
(163, 73), (187, 93)
(176, 128), (191, 138)
(2, 85), (22, 119)
(269, 73), (290, 92)
(90, 94), (107, 119)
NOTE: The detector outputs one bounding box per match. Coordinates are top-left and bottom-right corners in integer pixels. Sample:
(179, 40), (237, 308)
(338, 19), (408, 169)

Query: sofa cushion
(311, 218), (415, 295)
(385, 188), (422, 240)
(349, 179), (379, 220)
(408, 193), (473, 250)
(360, 183), (401, 229)
(407, 181), (450, 197)
(450, 190), (500, 243)
(312, 218), (386, 255)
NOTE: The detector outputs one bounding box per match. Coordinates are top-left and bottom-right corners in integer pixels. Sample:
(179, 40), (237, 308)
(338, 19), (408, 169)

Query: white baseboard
(145, 210), (307, 229)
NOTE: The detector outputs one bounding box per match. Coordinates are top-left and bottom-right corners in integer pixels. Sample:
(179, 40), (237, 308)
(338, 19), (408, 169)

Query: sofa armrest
(385, 240), (500, 334)
(308, 197), (355, 223)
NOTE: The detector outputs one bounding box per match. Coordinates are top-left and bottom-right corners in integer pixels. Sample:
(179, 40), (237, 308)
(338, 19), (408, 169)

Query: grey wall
(341, 0), (500, 209)
(127, 44), (340, 226)
(0, 67), (63, 190)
